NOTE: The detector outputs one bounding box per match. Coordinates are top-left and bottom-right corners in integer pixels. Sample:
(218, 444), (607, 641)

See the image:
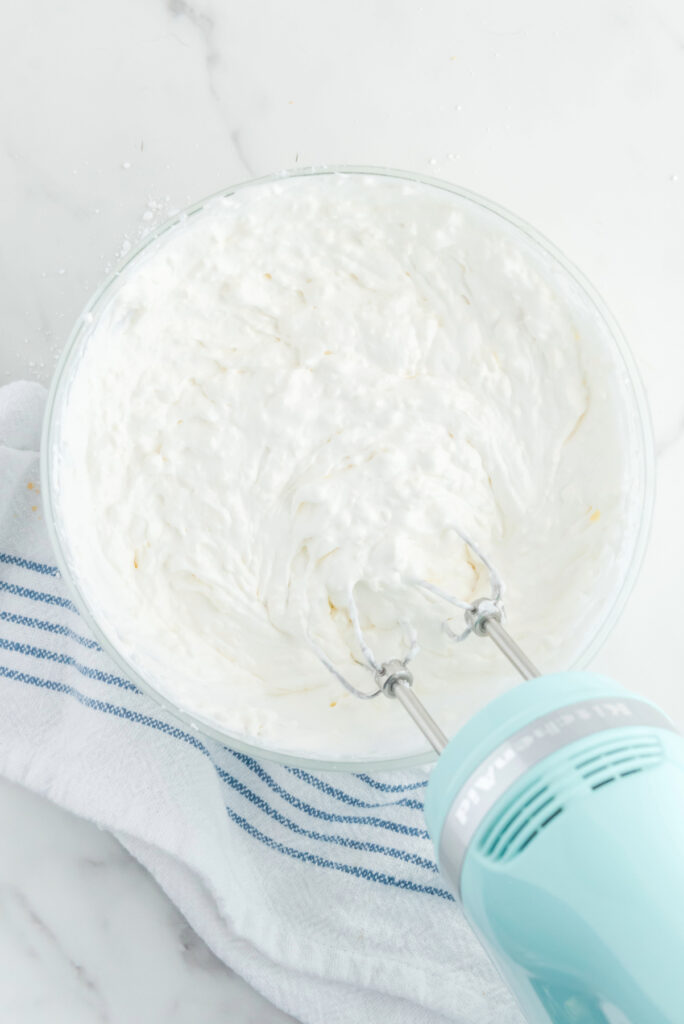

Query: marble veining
(0, 777), (296, 1023)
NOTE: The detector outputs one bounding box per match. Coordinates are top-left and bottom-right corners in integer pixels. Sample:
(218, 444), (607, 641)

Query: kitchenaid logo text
(454, 701), (635, 827)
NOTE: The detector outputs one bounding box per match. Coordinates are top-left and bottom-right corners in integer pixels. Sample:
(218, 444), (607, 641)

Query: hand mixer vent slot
(478, 734), (664, 865)
(479, 782), (565, 864)
(573, 735), (664, 792)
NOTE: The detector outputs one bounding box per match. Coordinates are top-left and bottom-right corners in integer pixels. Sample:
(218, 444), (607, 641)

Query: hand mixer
(312, 532), (684, 1024)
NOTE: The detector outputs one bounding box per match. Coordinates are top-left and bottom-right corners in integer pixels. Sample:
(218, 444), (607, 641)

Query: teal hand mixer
(313, 533), (684, 1024)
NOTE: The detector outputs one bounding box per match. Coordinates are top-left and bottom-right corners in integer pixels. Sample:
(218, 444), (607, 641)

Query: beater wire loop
(306, 527), (506, 700)
(306, 581), (421, 699)
(305, 629), (382, 700)
(412, 525), (505, 643)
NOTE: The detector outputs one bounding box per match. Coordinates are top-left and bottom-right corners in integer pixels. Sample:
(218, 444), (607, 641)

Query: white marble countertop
(2, 0), (684, 1020)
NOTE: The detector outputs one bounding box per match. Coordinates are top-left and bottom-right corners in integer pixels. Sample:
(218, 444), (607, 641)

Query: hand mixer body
(425, 672), (684, 1024)
(309, 537), (684, 1021)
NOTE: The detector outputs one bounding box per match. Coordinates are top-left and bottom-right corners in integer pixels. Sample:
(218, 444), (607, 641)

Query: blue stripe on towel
(0, 579), (77, 612)
(0, 636), (138, 693)
(285, 765), (424, 812)
(359, 773), (428, 793)
(0, 552), (60, 577)
(0, 610), (101, 651)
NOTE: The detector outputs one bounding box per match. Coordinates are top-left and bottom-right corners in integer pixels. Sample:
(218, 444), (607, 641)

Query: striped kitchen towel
(0, 381), (521, 1024)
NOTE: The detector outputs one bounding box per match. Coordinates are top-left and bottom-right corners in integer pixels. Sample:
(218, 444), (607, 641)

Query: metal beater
(309, 528), (540, 753)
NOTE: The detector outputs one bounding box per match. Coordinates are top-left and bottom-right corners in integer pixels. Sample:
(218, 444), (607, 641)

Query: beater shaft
(481, 618), (540, 680)
(386, 613), (539, 756)
(391, 682), (449, 754)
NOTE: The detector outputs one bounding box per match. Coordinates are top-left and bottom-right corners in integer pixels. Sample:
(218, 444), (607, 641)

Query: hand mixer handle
(425, 671), (684, 1024)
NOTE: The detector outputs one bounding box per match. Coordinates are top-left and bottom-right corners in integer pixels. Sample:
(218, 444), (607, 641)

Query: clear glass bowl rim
(41, 164), (656, 772)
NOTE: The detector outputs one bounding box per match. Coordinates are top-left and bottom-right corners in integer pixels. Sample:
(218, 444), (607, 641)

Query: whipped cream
(54, 173), (641, 761)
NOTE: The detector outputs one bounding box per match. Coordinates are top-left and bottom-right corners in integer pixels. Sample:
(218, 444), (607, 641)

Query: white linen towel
(0, 380), (522, 1024)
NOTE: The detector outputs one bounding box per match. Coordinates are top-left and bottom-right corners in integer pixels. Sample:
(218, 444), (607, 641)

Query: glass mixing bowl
(41, 166), (655, 772)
